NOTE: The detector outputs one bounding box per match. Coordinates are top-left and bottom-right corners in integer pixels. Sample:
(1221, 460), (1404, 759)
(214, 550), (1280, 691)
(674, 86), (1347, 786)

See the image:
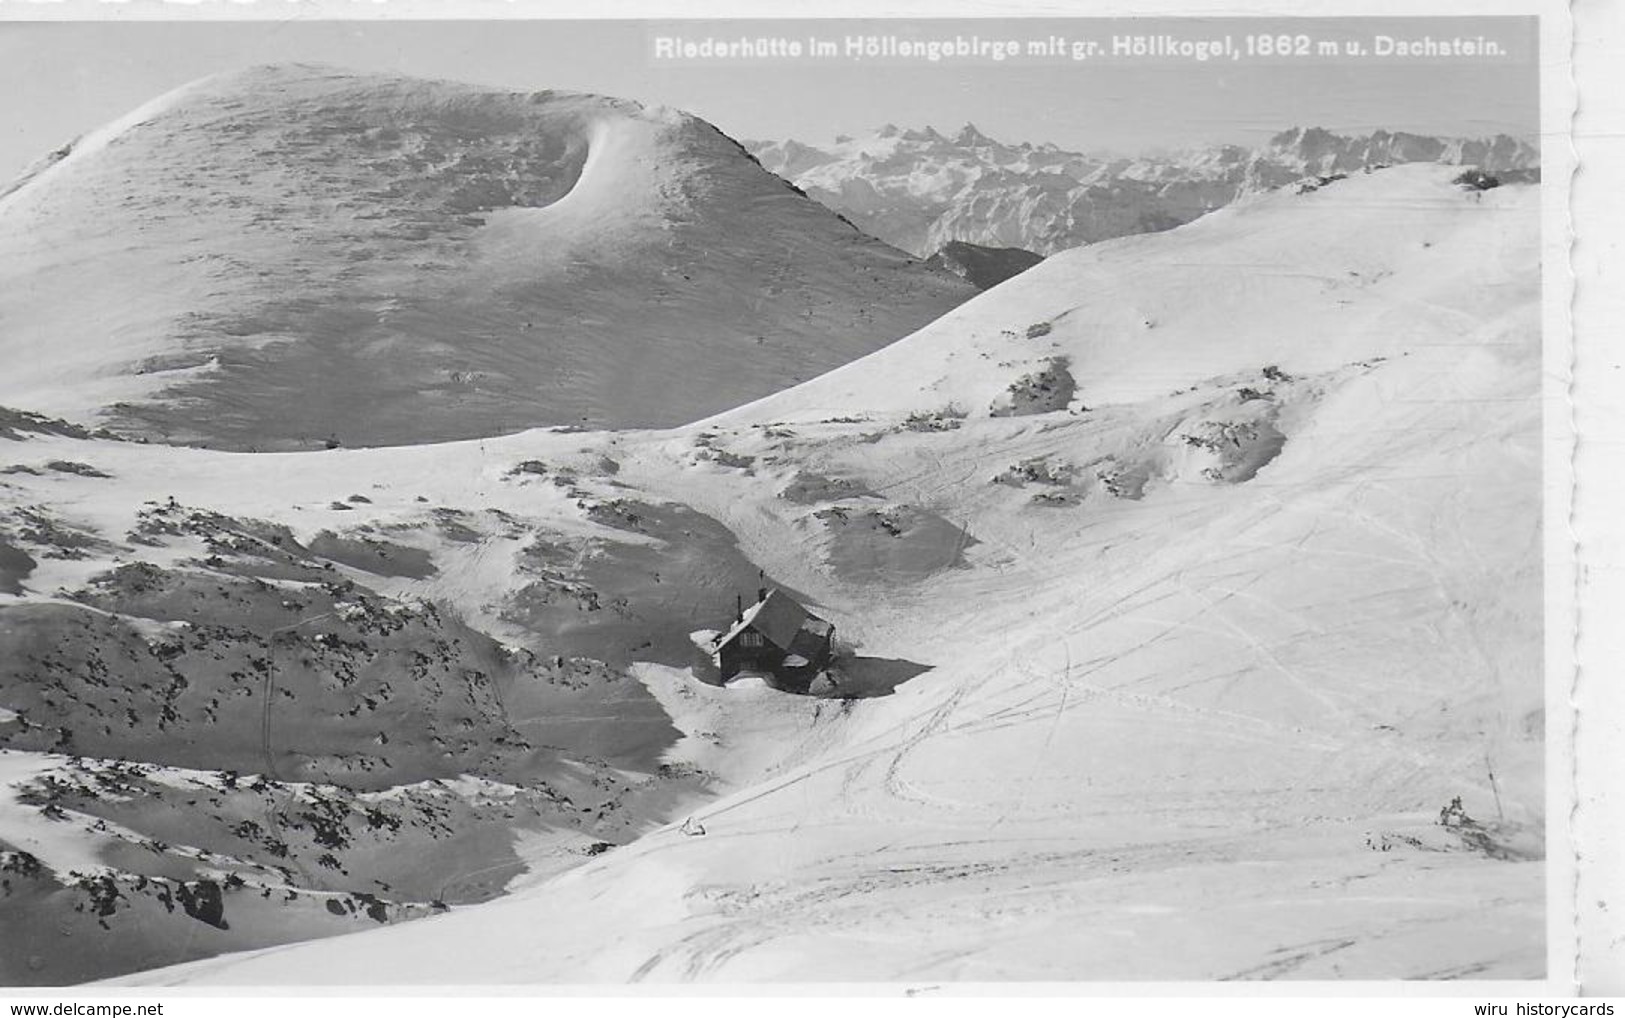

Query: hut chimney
(758, 586), (768, 603)
(757, 569), (767, 603)
(735, 593), (743, 624)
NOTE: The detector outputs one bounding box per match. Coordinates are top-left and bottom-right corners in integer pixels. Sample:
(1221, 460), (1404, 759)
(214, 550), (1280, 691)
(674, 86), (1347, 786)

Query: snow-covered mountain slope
(717, 164), (1536, 425)
(748, 123), (1538, 257)
(1, 412), (831, 980)
(45, 162), (1543, 984)
(0, 66), (973, 450)
(0, 422), (747, 981)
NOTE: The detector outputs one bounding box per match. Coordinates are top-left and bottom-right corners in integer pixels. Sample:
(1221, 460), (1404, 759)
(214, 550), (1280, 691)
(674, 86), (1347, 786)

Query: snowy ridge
(715, 164), (1537, 424)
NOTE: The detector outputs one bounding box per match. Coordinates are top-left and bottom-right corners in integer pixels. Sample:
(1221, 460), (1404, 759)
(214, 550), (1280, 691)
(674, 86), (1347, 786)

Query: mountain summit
(0, 65), (973, 449)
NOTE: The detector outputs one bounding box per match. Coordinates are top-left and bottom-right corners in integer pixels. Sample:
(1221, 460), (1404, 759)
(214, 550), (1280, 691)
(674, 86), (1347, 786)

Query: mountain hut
(711, 588), (834, 688)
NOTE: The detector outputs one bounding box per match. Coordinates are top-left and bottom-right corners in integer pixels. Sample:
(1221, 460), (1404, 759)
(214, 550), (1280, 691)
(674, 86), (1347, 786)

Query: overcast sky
(0, 17), (1539, 183)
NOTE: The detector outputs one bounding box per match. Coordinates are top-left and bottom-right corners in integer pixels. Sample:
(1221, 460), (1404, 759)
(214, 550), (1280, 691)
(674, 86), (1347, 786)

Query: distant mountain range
(746, 124), (1539, 257)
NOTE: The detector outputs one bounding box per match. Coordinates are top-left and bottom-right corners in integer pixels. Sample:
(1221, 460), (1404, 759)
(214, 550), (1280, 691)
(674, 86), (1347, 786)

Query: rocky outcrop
(923, 240), (1043, 290)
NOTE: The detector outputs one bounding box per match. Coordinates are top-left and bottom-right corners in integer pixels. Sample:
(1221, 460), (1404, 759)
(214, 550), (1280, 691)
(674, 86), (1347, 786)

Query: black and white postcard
(0, 0), (1612, 1001)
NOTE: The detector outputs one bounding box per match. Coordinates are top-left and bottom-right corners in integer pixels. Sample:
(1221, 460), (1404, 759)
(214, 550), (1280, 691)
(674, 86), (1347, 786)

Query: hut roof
(716, 589), (830, 652)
